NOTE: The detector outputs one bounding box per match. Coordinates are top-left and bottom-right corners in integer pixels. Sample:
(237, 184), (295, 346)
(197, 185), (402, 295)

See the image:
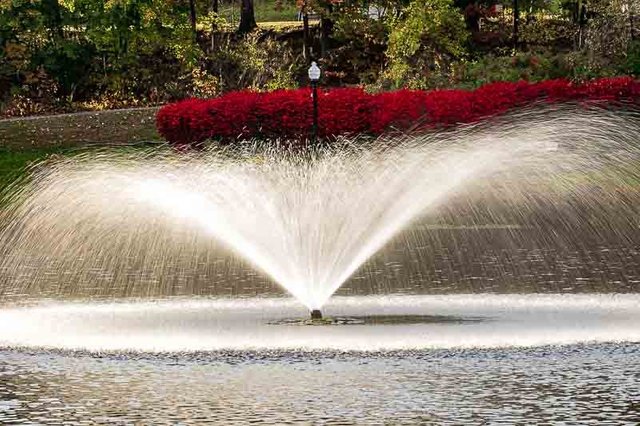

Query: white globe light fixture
(308, 61), (321, 82)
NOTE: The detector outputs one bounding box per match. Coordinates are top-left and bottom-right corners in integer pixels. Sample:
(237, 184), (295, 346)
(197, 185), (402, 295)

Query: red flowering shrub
(423, 88), (477, 126)
(156, 98), (208, 146)
(369, 90), (430, 134)
(254, 89), (312, 139)
(318, 88), (375, 137)
(156, 77), (640, 146)
(207, 91), (261, 140)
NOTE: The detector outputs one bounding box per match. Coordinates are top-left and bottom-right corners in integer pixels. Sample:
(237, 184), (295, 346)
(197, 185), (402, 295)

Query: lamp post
(513, 0), (520, 50)
(308, 61), (321, 143)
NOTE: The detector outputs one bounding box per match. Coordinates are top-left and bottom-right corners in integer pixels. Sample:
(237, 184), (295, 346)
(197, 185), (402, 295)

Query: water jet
(0, 108), (638, 312)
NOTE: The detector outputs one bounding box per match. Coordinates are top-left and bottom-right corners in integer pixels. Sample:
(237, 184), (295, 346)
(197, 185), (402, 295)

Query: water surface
(1, 344), (638, 424)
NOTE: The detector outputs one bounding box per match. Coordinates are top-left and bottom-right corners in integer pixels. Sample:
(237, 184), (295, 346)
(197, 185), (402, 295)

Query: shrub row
(156, 77), (640, 146)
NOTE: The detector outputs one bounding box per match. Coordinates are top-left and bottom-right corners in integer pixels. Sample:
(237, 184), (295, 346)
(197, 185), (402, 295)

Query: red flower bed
(156, 77), (640, 146)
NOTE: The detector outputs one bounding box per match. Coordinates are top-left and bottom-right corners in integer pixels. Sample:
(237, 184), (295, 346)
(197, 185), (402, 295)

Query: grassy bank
(0, 147), (72, 193)
(0, 144), (168, 195)
(0, 107), (163, 193)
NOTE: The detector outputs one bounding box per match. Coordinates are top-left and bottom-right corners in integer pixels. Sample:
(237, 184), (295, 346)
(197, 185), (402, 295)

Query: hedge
(156, 77), (640, 146)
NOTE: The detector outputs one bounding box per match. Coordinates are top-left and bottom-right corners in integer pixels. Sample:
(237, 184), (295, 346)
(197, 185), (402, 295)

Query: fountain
(0, 107), (639, 318)
(1, 106), (639, 425)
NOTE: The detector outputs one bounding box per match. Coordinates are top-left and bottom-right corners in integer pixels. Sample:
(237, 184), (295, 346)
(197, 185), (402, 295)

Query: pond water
(1, 225), (639, 424)
(0, 344), (638, 424)
(2, 225), (640, 301)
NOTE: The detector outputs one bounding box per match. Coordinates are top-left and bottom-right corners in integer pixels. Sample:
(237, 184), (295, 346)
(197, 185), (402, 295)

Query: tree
(298, 0), (312, 59)
(383, 0), (469, 88)
(189, 0), (197, 35)
(319, 1), (334, 57)
(238, 0), (257, 34)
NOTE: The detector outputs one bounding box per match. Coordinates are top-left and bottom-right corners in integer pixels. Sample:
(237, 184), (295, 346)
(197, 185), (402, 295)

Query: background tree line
(1, 0), (639, 116)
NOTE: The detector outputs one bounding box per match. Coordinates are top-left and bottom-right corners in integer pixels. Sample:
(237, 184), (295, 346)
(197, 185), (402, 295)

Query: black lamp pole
(312, 81), (318, 143)
(308, 61), (321, 143)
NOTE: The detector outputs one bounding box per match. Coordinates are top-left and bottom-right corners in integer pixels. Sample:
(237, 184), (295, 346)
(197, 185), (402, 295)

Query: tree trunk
(238, 0), (257, 34)
(303, 12), (310, 59)
(211, 0), (219, 51)
(189, 0), (197, 36)
(320, 4), (333, 57)
(578, 0), (587, 48)
(513, 0), (520, 50)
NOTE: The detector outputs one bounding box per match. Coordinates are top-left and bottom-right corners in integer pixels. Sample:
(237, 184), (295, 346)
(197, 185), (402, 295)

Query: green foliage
(208, 32), (301, 92)
(520, 0), (564, 15)
(561, 50), (620, 81)
(0, 0), (208, 112)
(382, 0), (469, 89)
(0, 0), (310, 115)
(622, 41), (640, 76)
(455, 53), (558, 87)
(455, 50), (624, 88)
(33, 40), (96, 99)
(580, 0), (640, 75)
(520, 18), (578, 48)
(324, 6), (389, 84)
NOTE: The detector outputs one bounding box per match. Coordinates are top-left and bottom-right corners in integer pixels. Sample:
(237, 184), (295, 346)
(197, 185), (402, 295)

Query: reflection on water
(1, 226), (640, 302)
(0, 344), (638, 424)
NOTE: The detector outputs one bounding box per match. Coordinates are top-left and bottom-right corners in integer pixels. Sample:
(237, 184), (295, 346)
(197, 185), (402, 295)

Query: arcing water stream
(1, 108), (638, 314)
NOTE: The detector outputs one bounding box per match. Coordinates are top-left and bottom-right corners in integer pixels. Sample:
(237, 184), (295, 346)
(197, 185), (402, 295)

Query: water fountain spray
(0, 107), (638, 314)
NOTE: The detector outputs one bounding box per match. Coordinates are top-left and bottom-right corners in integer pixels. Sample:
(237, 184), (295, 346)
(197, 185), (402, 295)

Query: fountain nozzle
(310, 309), (323, 320)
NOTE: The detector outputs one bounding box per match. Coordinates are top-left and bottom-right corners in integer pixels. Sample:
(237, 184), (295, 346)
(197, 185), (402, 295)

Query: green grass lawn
(0, 145), (164, 195)
(220, 0), (300, 24)
(0, 107), (163, 194)
(0, 108), (162, 191)
(0, 146), (72, 194)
